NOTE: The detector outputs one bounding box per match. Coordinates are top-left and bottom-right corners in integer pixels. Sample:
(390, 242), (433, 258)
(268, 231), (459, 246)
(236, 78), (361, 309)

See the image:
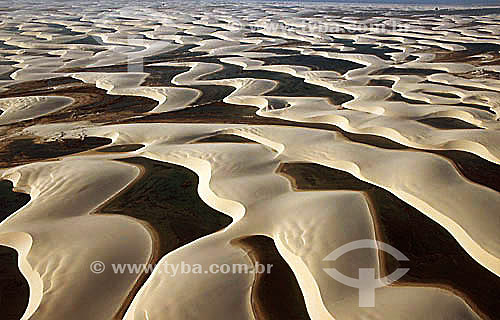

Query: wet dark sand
(194, 134), (258, 144)
(120, 101), (354, 157)
(257, 54), (364, 75)
(0, 77), (158, 124)
(417, 117), (482, 130)
(142, 66), (191, 86)
(265, 97), (291, 110)
(252, 48), (300, 55)
(423, 81), (500, 94)
(99, 156), (232, 318)
(433, 43), (500, 64)
(431, 149), (500, 193)
(96, 144), (144, 153)
(143, 44), (204, 63)
(60, 64), (235, 106)
(0, 178), (30, 320)
(101, 157), (232, 256)
(123, 100), (500, 192)
(371, 67), (445, 76)
(422, 91), (461, 99)
(278, 162), (500, 320)
(455, 102), (494, 114)
(65, 35), (102, 45)
(2, 77), (81, 95)
(63, 64), (190, 87)
(0, 180), (30, 222)
(387, 92), (428, 104)
(0, 245), (29, 320)
(189, 85), (235, 106)
(199, 62), (354, 105)
(367, 79), (395, 88)
(309, 43), (401, 61)
(233, 235), (310, 320)
(386, 91), (494, 114)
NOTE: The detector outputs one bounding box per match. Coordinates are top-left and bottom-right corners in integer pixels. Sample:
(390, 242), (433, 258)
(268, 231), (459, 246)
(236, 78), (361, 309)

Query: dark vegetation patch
(0, 137), (111, 168)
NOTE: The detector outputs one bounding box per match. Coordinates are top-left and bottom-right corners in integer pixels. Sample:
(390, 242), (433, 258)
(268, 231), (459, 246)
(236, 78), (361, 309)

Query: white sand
(1, 2), (499, 320)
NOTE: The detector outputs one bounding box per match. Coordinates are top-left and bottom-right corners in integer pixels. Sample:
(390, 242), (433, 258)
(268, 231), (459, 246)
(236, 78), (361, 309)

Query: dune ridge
(0, 2), (499, 320)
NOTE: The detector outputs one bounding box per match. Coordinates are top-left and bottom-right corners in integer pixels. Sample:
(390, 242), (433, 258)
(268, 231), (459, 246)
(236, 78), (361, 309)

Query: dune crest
(0, 1), (499, 320)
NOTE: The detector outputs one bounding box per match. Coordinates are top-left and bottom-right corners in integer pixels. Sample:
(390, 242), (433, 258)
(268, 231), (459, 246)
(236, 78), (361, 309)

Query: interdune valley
(0, 1), (499, 319)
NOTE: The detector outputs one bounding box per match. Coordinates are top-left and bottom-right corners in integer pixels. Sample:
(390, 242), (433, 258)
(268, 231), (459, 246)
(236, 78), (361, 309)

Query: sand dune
(0, 1), (499, 320)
